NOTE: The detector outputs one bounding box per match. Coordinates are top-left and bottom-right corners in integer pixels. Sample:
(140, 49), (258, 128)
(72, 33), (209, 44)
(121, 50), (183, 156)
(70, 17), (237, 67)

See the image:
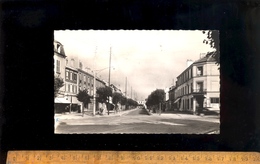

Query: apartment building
(174, 53), (220, 113)
(54, 40), (67, 97)
(78, 63), (106, 112)
(54, 40), (116, 113)
(64, 58), (79, 111)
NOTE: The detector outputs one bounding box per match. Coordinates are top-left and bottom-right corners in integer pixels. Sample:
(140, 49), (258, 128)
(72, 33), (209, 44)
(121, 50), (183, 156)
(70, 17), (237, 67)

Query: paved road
(55, 108), (219, 134)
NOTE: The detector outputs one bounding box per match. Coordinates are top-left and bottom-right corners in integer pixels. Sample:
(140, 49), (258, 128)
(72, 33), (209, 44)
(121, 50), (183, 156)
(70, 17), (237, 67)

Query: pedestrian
(65, 105), (69, 113)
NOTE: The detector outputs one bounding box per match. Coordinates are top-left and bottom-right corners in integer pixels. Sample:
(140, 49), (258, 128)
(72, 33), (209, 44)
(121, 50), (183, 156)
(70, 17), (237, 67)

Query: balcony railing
(192, 89), (207, 93)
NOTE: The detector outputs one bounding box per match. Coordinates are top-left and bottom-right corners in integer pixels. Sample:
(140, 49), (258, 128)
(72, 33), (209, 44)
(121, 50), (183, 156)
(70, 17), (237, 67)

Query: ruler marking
(6, 151), (260, 164)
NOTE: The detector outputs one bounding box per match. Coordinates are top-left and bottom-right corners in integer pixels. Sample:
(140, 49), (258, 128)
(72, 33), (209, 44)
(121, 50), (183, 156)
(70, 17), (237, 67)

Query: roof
(193, 52), (216, 64)
(176, 52), (216, 79)
(54, 40), (66, 58)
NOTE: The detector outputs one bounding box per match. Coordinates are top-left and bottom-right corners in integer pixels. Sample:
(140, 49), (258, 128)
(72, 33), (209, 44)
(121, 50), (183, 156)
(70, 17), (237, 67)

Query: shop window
(210, 98), (219, 103)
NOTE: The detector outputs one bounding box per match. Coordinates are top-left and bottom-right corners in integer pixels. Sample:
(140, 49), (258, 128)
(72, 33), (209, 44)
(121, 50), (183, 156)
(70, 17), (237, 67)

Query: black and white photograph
(54, 30), (220, 134)
(2, 0), (260, 163)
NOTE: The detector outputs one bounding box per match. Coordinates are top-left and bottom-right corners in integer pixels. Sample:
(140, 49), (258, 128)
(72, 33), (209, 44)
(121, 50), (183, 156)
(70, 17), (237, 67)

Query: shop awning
(173, 98), (180, 103)
(54, 97), (71, 104)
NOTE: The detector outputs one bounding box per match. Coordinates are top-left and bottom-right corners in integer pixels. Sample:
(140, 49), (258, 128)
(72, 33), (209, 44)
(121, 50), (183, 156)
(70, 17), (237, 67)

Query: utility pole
(92, 46), (97, 116)
(108, 47), (111, 86)
(125, 77), (127, 110)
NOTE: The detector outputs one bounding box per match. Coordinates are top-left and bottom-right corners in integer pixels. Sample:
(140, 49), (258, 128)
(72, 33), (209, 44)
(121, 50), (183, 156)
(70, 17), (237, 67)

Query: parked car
(196, 107), (219, 115)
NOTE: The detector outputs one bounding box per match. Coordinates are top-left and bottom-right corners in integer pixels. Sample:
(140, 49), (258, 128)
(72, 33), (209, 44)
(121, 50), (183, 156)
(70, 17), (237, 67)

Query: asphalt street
(55, 107), (219, 134)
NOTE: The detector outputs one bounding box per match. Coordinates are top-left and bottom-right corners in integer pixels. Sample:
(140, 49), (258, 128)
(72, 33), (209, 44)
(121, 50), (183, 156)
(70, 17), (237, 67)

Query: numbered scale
(6, 151), (260, 164)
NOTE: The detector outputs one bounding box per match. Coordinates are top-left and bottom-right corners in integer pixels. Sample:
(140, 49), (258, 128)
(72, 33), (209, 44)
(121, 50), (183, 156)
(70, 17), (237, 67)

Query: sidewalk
(145, 108), (219, 123)
(54, 108), (138, 128)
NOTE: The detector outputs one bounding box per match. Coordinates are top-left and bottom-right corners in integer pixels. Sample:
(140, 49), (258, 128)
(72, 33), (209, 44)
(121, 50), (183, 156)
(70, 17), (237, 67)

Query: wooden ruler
(6, 151), (260, 164)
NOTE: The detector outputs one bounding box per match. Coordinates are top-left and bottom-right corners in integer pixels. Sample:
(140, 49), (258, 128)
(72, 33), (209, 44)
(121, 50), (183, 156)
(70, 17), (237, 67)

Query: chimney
(186, 59), (193, 68)
(200, 53), (206, 59)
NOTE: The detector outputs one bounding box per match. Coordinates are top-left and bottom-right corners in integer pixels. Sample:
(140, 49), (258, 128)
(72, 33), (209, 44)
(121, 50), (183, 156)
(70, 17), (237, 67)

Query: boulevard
(55, 107), (219, 134)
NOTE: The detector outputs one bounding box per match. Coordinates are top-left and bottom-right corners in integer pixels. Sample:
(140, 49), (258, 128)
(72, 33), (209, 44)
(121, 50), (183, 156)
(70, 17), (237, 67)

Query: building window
(191, 98), (193, 108)
(56, 60), (60, 73)
(197, 66), (203, 76)
(68, 84), (70, 92)
(210, 98), (220, 103)
(57, 44), (61, 53)
(66, 71), (69, 80)
(69, 72), (72, 80)
(196, 82), (204, 92)
(73, 73), (77, 82)
(71, 59), (75, 67)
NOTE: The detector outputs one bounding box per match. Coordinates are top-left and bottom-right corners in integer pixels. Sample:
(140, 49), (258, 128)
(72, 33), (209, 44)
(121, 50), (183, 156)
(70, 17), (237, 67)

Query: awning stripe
(54, 97), (71, 104)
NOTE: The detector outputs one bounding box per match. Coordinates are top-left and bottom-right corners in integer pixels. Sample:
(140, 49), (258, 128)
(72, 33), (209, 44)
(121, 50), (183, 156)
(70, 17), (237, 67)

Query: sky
(54, 30), (214, 100)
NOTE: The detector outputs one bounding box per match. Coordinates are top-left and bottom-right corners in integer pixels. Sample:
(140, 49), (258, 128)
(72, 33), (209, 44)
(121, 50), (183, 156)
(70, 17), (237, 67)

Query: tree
(76, 89), (91, 109)
(96, 86), (112, 103)
(203, 30), (220, 65)
(120, 96), (127, 105)
(54, 76), (64, 98)
(112, 92), (123, 105)
(96, 86), (112, 115)
(127, 98), (138, 108)
(146, 89), (165, 107)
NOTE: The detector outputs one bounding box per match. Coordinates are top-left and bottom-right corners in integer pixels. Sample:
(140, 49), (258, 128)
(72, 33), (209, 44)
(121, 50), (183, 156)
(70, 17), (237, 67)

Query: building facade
(54, 40), (66, 97)
(64, 64), (79, 111)
(168, 85), (177, 111)
(174, 54), (220, 114)
(54, 40), (117, 113)
(78, 66), (106, 112)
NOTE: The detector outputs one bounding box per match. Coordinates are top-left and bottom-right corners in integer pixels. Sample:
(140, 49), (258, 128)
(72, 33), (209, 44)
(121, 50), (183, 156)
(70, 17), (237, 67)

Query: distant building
(174, 53), (220, 114)
(137, 100), (146, 105)
(167, 85), (177, 111)
(110, 84), (122, 94)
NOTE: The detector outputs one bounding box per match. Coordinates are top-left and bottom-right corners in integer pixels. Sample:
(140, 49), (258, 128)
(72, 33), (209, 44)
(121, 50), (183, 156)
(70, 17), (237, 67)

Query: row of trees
(76, 86), (138, 113)
(54, 76), (138, 113)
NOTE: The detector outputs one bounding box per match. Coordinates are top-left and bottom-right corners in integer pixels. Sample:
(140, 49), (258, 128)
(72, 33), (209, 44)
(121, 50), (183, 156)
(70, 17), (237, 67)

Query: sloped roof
(193, 52), (216, 64)
(54, 40), (66, 57)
